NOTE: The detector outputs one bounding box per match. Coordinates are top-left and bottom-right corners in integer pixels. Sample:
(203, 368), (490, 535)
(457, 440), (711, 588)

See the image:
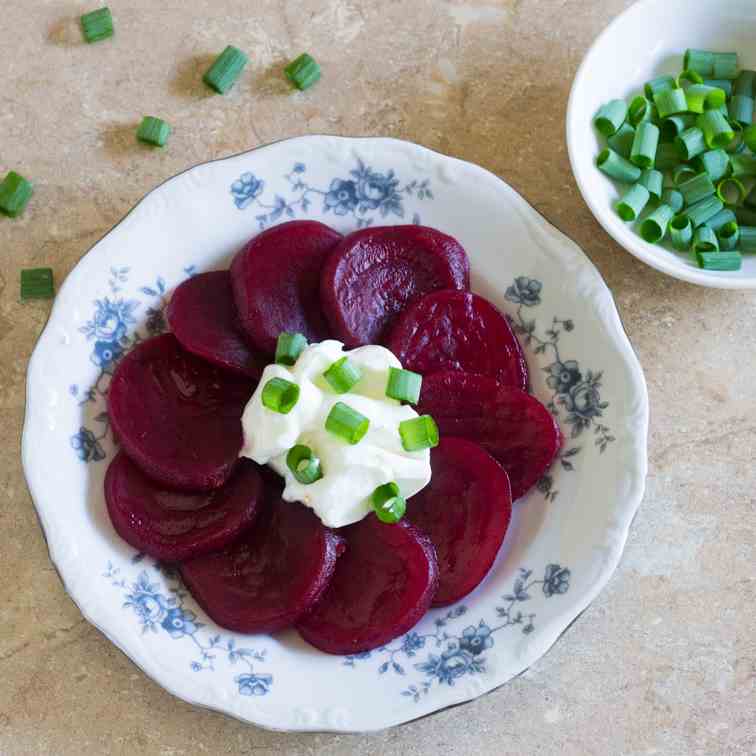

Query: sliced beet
(407, 438), (512, 606)
(166, 271), (267, 379)
(105, 452), (262, 562)
(108, 334), (254, 491)
(180, 498), (344, 634)
(386, 290), (528, 390)
(231, 221), (342, 353)
(418, 372), (562, 500)
(320, 225), (470, 347)
(296, 516), (439, 654)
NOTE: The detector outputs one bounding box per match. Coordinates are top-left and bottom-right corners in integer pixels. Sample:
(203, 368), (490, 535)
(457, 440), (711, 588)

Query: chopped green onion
(717, 177), (746, 206)
(705, 208), (737, 232)
(608, 123), (636, 159)
(653, 88), (688, 118)
(718, 221), (740, 251)
(399, 415), (439, 452)
(371, 482), (406, 525)
(386, 367), (422, 404)
(639, 169), (663, 201)
(735, 70), (756, 97)
(676, 69), (704, 87)
(0, 171), (33, 217)
(694, 149), (731, 182)
(692, 225), (720, 253)
(685, 49), (715, 77)
(20, 268), (54, 301)
(739, 225), (756, 250)
(594, 100), (628, 137)
(686, 84), (727, 113)
(699, 110), (735, 148)
(696, 251), (742, 271)
(597, 149), (641, 182)
(261, 377), (300, 414)
(725, 123), (747, 155)
(286, 445), (323, 484)
(669, 215), (693, 250)
(323, 357), (362, 394)
(616, 184), (650, 222)
(325, 402), (369, 444)
(745, 184), (756, 208)
(628, 96), (654, 127)
(672, 163), (697, 186)
(685, 195), (724, 228)
(645, 75), (676, 99)
(655, 143), (680, 170)
(662, 189), (684, 214)
(678, 173), (715, 206)
(80, 7), (113, 43)
(136, 116), (171, 147)
(203, 46), (249, 94)
(674, 127), (707, 160)
(630, 122), (659, 169)
(713, 52), (739, 81)
(728, 95), (754, 125)
(275, 332), (307, 366)
(736, 207), (756, 226)
(661, 114), (697, 141)
(743, 124), (756, 152)
(704, 79), (734, 98)
(730, 153), (756, 177)
(639, 204), (674, 244)
(284, 53), (321, 91)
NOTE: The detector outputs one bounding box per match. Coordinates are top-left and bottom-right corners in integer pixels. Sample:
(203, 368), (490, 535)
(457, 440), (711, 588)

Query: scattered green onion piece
(203, 45), (249, 94)
(80, 7), (113, 43)
(639, 169), (664, 201)
(713, 52), (739, 81)
(323, 357), (362, 394)
(399, 415), (439, 452)
(745, 184), (756, 208)
(644, 75), (676, 99)
(686, 84), (727, 113)
(684, 49), (715, 77)
(628, 96), (653, 127)
(371, 482), (406, 525)
(742, 124), (756, 152)
(699, 110), (735, 148)
(284, 53), (321, 91)
(386, 367), (422, 404)
(275, 332), (307, 366)
(325, 402), (369, 444)
(739, 225), (756, 250)
(718, 221), (740, 251)
(685, 195), (724, 228)
(669, 215), (693, 250)
(736, 208), (756, 227)
(672, 163), (697, 186)
(704, 79), (734, 98)
(696, 250), (742, 271)
(286, 444), (322, 484)
(0, 171), (33, 217)
(694, 149), (731, 182)
(735, 70), (756, 97)
(717, 177), (746, 206)
(728, 95), (754, 125)
(615, 184), (650, 222)
(662, 189), (684, 214)
(640, 204), (674, 244)
(261, 377), (300, 414)
(678, 173), (715, 206)
(630, 122), (660, 169)
(596, 148), (641, 182)
(675, 127), (706, 160)
(607, 123), (636, 159)
(661, 114), (696, 141)
(655, 143), (680, 170)
(692, 225), (720, 253)
(594, 100), (628, 137)
(704, 208), (737, 232)
(653, 88), (688, 118)
(725, 120), (747, 154)
(20, 268), (54, 301)
(136, 116), (171, 147)
(730, 153), (756, 177)
(676, 69), (704, 87)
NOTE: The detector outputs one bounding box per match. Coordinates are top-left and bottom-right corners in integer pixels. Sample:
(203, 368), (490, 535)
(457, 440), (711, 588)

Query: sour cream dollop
(240, 340), (431, 528)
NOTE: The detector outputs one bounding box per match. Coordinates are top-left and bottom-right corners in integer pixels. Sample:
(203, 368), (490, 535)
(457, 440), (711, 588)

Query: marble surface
(1, 1), (754, 753)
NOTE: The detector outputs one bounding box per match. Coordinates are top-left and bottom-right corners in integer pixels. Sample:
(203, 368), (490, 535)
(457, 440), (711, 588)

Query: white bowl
(23, 136), (648, 732)
(567, 0), (756, 289)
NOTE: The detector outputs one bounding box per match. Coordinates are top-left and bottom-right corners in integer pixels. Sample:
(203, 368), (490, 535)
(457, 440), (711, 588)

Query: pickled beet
(108, 334), (254, 491)
(166, 271), (267, 379)
(105, 452), (262, 562)
(407, 438), (512, 606)
(180, 498), (344, 634)
(320, 225), (470, 347)
(296, 516), (439, 654)
(418, 372), (562, 500)
(386, 290), (528, 390)
(231, 221), (342, 353)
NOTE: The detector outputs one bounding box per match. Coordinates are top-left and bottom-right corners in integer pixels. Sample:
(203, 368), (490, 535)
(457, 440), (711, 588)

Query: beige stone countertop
(1, 1), (754, 754)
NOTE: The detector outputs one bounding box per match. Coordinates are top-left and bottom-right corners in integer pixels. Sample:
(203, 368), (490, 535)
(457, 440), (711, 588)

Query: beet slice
(231, 221), (342, 353)
(108, 333), (254, 491)
(418, 372), (562, 500)
(166, 271), (267, 379)
(407, 438), (512, 606)
(296, 516), (439, 654)
(320, 225), (470, 347)
(386, 290), (529, 390)
(105, 452), (262, 562)
(180, 498), (344, 634)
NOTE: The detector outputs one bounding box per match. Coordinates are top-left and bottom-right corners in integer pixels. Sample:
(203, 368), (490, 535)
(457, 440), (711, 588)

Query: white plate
(23, 135), (648, 732)
(567, 0), (756, 289)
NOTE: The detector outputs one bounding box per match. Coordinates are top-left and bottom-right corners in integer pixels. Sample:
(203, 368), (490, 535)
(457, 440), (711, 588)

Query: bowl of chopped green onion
(567, 0), (756, 288)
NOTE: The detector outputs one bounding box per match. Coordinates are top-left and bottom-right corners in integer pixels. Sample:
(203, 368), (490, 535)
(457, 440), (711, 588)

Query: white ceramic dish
(567, 0), (756, 289)
(23, 135), (648, 732)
